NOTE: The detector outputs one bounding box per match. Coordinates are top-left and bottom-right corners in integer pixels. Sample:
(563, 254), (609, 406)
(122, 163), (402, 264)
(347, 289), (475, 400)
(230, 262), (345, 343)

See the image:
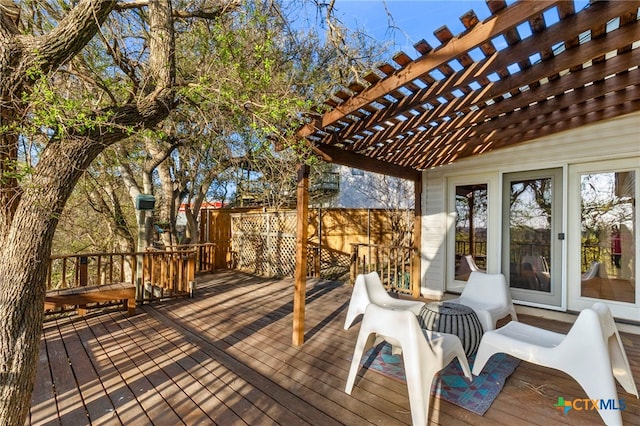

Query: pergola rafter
(299, 0), (640, 172)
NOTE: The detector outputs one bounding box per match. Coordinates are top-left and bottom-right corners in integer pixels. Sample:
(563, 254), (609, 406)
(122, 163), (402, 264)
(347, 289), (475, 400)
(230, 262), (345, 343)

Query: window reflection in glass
(455, 184), (487, 280)
(580, 171), (636, 303)
(508, 178), (552, 292)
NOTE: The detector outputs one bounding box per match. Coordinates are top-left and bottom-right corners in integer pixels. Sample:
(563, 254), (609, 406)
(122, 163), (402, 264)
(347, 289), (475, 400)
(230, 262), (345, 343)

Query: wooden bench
(44, 282), (136, 316)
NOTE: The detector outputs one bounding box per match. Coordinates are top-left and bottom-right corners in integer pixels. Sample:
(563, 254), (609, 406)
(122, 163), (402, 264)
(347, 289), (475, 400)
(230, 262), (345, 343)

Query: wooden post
(78, 256), (89, 316)
(293, 163), (310, 346)
(412, 177), (422, 298)
(316, 207), (322, 278)
(78, 256), (88, 287)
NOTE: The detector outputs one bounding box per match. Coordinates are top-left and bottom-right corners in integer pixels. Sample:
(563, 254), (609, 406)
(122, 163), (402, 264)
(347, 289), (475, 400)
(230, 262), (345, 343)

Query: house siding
(420, 111), (640, 319)
(421, 174), (447, 298)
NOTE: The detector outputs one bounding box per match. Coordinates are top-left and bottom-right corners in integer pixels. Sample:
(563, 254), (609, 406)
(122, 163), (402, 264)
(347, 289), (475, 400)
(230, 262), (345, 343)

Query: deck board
(70, 316), (142, 425)
(45, 320), (88, 425)
(58, 318), (113, 425)
(29, 329), (57, 426)
(29, 270), (640, 425)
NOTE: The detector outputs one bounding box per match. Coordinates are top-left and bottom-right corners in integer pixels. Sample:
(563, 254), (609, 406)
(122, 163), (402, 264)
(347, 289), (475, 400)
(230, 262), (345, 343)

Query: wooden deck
(30, 270), (640, 425)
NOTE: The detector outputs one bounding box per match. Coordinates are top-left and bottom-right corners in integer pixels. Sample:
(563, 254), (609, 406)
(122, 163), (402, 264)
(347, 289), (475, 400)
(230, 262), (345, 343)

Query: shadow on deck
(30, 270), (640, 425)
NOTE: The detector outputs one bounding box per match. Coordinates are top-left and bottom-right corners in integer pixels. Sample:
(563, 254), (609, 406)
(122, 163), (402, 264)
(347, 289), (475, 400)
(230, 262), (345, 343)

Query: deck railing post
(77, 256), (89, 315)
(135, 207), (146, 301)
(79, 256), (88, 287)
(350, 244), (357, 283)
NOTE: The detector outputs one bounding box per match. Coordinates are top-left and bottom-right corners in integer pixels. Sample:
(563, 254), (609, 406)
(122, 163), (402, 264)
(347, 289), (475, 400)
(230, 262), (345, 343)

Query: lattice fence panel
(231, 211), (297, 277)
(229, 208), (411, 280)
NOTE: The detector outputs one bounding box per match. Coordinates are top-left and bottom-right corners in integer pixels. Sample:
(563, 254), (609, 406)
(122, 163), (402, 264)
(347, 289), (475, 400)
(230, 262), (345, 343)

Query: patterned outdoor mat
(356, 342), (520, 415)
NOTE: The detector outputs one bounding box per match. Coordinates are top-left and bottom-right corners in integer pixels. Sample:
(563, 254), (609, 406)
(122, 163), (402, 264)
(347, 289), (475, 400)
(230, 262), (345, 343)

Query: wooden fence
(203, 207), (413, 282)
(229, 211), (297, 277)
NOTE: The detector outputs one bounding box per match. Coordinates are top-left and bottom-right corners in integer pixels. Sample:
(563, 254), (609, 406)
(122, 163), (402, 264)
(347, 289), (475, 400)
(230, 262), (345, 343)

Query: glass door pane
(454, 184), (488, 281)
(503, 169), (562, 307)
(580, 171), (635, 303)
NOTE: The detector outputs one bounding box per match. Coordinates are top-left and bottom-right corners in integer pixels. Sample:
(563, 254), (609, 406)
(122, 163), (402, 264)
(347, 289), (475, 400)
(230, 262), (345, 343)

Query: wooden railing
(48, 249), (200, 302)
(48, 252), (138, 290)
(350, 243), (419, 297)
(164, 241), (229, 273)
(141, 248), (196, 301)
(455, 240), (487, 258)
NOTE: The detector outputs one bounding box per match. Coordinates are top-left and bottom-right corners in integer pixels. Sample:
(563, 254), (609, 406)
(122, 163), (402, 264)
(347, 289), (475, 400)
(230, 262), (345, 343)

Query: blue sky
(330, 0), (502, 54)
(327, 0), (590, 59)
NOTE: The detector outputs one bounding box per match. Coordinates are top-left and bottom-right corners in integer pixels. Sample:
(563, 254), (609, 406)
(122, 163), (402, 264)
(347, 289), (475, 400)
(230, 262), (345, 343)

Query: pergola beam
(450, 88), (640, 164)
(299, 1), (560, 137)
(311, 143), (421, 181)
(321, 0), (633, 146)
(327, 14), (640, 165)
(400, 45), (640, 169)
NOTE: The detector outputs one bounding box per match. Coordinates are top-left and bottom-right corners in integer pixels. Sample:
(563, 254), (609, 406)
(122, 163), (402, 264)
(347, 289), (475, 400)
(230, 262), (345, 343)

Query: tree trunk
(0, 135), (108, 421)
(0, 1), (176, 423)
(157, 160), (182, 247)
(185, 208), (201, 243)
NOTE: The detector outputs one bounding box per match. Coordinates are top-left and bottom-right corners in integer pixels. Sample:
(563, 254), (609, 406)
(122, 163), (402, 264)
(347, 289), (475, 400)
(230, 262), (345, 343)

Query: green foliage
(0, 158), (33, 185)
(47, 0), (388, 250)
(19, 63), (120, 145)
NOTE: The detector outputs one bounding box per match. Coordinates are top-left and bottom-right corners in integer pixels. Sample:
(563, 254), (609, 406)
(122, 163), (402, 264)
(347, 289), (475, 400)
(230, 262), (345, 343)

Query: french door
(568, 160), (638, 321)
(502, 169), (563, 307)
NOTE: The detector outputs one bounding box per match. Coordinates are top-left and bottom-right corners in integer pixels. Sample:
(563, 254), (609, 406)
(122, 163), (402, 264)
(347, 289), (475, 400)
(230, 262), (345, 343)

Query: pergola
(292, 0), (640, 345)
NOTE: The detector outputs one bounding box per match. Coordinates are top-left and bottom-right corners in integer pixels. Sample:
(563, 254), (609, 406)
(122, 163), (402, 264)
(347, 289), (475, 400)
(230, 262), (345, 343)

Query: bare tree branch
(17, 1), (117, 86)
(144, 137), (182, 174)
(115, 0), (241, 19)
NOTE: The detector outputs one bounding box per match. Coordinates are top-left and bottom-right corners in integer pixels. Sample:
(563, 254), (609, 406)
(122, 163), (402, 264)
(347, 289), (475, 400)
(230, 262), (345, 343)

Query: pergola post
(293, 163), (310, 346)
(412, 177), (422, 298)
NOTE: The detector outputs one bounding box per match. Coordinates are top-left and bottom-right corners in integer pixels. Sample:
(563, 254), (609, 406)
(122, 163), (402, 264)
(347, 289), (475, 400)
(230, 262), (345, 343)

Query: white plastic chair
(581, 261), (602, 281)
(448, 271), (518, 332)
(473, 302), (638, 426)
(345, 303), (471, 426)
(344, 271), (425, 330)
(454, 254), (483, 281)
(464, 254), (482, 272)
(521, 255), (550, 291)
